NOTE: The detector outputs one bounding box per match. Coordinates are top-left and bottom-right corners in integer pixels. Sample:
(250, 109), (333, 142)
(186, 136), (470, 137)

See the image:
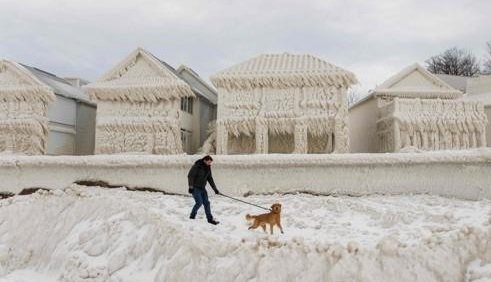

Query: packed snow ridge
(0, 185), (490, 282)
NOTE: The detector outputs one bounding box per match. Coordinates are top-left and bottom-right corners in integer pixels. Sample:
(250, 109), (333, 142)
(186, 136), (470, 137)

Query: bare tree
(426, 47), (481, 77)
(483, 42), (491, 75)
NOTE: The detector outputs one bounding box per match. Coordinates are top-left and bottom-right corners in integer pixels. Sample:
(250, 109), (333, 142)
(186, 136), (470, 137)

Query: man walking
(188, 155), (220, 225)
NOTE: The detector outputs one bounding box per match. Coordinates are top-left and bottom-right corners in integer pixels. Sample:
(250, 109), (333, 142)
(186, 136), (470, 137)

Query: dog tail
(245, 214), (254, 220)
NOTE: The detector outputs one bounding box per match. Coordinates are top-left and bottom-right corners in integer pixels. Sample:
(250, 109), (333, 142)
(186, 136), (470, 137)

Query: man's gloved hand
(213, 188), (220, 195)
(188, 186), (194, 194)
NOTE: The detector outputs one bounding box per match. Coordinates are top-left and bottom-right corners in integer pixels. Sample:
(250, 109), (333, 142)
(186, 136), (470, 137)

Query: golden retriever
(245, 203), (284, 235)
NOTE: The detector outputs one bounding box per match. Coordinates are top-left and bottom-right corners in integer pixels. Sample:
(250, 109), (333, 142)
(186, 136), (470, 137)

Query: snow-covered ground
(0, 185), (490, 282)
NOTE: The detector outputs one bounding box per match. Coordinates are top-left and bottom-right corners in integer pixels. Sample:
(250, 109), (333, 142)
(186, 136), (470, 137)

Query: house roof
(176, 65), (217, 104)
(84, 48), (194, 102)
(21, 64), (94, 105)
(374, 63), (462, 99)
(435, 74), (468, 92)
(0, 59), (55, 103)
(144, 53), (216, 103)
(348, 91), (375, 109)
(211, 53), (358, 89)
(63, 77), (90, 88)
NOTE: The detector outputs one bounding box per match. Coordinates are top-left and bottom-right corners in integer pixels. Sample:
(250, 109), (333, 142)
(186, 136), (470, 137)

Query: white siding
(349, 97), (379, 153)
(486, 106), (491, 147)
(46, 95), (97, 155)
(47, 95), (76, 126)
(47, 126), (76, 155)
(47, 95), (77, 155)
(75, 103), (96, 155)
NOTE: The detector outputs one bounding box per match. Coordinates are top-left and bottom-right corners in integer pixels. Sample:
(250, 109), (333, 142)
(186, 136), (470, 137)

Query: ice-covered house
(349, 64), (488, 153)
(210, 53), (357, 154)
(0, 59), (96, 155)
(175, 65), (217, 153)
(84, 48), (216, 154)
(24, 66), (96, 155)
(463, 75), (491, 146)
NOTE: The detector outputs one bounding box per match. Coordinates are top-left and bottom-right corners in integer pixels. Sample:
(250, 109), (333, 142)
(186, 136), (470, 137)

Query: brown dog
(246, 203), (284, 235)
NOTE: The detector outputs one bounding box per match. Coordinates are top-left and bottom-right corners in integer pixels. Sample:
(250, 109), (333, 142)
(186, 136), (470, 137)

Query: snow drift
(0, 185), (490, 281)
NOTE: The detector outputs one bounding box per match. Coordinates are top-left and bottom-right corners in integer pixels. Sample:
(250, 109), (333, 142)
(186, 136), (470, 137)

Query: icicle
(376, 97), (487, 152)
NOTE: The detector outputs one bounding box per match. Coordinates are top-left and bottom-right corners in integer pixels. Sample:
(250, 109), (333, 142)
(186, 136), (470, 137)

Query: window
(180, 129), (192, 153)
(180, 97), (186, 111)
(180, 130), (186, 145)
(181, 97), (193, 114)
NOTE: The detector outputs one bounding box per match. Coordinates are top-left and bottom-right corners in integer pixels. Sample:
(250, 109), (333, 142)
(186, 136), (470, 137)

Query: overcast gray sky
(1, 0), (490, 96)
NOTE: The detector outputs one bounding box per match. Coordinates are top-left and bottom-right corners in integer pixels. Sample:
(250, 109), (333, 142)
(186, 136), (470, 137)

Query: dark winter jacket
(187, 159), (218, 193)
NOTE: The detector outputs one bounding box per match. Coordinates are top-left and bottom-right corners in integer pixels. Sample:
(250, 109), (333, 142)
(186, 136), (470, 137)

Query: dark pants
(190, 188), (213, 221)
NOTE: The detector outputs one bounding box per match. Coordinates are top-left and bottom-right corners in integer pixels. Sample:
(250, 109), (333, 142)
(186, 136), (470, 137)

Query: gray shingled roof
(176, 65), (217, 104)
(148, 53), (217, 103)
(435, 74), (468, 92)
(21, 64), (94, 105)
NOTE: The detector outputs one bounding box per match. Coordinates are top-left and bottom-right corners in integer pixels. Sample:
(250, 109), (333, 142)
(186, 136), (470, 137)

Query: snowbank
(0, 185), (490, 281)
(0, 149), (490, 199)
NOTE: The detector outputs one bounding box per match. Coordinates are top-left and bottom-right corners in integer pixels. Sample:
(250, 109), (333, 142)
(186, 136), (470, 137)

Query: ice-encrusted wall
(0, 150), (489, 200)
(94, 100), (182, 154)
(214, 86), (350, 154)
(377, 98), (488, 152)
(0, 60), (55, 155)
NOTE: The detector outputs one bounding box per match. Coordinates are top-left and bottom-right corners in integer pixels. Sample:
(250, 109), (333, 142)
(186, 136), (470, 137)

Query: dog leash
(219, 193), (271, 211)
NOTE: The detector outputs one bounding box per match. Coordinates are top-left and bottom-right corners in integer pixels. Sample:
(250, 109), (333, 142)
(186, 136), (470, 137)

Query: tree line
(426, 41), (491, 76)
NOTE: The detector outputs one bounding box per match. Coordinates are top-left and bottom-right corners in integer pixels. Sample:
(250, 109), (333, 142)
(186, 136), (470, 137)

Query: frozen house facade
(84, 48), (216, 155)
(175, 65), (217, 154)
(349, 64), (488, 153)
(462, 75), (491, 146)
(0, 59), (96, 155)
(25, 67), (96, 155)
(211, 53), (357, 155)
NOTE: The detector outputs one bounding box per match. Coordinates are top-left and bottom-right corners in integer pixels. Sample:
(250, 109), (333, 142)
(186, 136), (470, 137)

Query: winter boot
(208, 219), (219, 225)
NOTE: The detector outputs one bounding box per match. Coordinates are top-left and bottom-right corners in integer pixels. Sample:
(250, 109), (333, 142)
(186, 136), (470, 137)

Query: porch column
(333, 118), (349, 153)
(326, 131), (333, 153)
(393, 120), (402, 152)
(216, 122), (228, 155)
(255, 119), (268, 154)
(294, 121), (308, 154)
(479, 126), (487, 147)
